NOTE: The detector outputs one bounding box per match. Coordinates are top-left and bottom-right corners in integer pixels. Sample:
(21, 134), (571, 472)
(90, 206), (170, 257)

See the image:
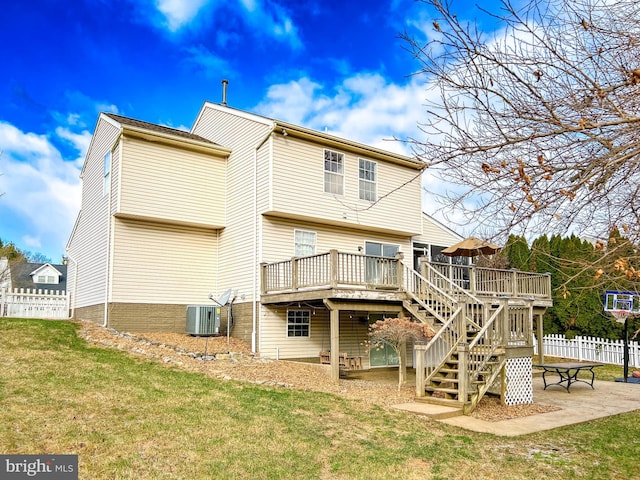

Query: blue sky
(0, 0), (500, 262)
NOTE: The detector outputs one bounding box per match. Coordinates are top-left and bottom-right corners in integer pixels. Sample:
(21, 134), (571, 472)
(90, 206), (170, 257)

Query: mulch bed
(77, 321), (560, 421)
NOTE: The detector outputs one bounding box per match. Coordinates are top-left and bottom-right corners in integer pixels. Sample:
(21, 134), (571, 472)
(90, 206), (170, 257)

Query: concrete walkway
(393, 376), (640, 436)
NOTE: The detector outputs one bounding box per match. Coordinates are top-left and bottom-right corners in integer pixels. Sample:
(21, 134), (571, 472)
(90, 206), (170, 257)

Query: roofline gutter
(119, 125), (232, 157)
(273, 121), (425, 169)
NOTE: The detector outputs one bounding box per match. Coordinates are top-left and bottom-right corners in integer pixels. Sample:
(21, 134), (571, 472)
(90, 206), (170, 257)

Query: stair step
(439, 367), (458, 374)
(425, 386), (458, 395)
(431, 376), (459, 384)
(414, 396), (465, 411)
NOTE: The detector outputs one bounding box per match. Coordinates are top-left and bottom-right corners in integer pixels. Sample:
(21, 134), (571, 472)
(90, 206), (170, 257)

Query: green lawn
(1, 318), (639, 479)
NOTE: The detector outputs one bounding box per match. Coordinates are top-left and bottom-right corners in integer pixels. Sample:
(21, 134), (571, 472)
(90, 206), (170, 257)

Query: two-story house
(66, 101), (552, 412)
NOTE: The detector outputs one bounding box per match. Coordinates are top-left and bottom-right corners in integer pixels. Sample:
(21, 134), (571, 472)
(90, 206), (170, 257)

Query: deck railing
(262, 252), (552, 300)
(428, 263), (551, 300)
(261, 250), (400, 293)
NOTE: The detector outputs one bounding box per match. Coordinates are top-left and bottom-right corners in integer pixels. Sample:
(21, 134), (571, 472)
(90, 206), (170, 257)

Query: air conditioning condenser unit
(186, 305), (220, 336)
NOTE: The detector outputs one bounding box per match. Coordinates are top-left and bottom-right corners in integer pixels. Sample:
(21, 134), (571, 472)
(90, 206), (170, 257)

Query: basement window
(287, 310), (310, 337)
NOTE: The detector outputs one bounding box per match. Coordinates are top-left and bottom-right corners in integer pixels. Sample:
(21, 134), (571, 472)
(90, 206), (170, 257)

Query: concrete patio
(393, 376), (640, 436)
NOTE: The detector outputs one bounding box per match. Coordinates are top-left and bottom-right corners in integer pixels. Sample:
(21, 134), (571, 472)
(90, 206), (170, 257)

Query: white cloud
(0, 122), (82, 260)
(257, 78), (325, 125)
(255, 74), (428, 155)
(145, 0), (302, 48)
(55, 127), (92, 165)
(237, 0), (301, 48)
(154, 0), (211, 32)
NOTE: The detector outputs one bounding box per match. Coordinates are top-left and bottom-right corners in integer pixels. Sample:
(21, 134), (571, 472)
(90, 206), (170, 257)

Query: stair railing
(401, 262), (459, 324)
(408, 261), (502, 404)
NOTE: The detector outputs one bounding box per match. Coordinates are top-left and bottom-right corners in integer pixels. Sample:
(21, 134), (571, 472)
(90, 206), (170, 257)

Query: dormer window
(37, 275), (56, 284)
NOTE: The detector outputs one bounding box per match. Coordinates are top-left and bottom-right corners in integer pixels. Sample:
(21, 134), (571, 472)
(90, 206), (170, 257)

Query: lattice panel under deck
(504, 357), (533, 405)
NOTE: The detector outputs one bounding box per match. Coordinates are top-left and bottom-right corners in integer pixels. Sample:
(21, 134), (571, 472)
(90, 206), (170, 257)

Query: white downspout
(252, 125), (276, 354)
(252, 145), (257, 353)
(64, 252), (78, 320)
(103, 145), (116, 328)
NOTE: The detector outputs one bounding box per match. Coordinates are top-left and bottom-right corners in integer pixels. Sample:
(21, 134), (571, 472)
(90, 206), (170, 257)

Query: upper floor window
(294, 230), (316, 257)
(324, 150), (344, 195)
(359, 159), (377, 201)
(103, 151), (111, 196)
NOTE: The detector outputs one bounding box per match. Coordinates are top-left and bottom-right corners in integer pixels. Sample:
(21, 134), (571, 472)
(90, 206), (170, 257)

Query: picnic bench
(534, 362), (604, 393)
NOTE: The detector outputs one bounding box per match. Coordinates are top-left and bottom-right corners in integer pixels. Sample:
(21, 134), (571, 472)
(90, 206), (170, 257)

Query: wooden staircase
(401, 262), (509, 414)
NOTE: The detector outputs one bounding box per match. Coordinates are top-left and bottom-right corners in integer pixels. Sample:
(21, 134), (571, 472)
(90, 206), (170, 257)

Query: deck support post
(324, 299), (340, 383)
(457, 342), (469, 405)
(415, 346), (425, 397)
(536, 312), (544, 364)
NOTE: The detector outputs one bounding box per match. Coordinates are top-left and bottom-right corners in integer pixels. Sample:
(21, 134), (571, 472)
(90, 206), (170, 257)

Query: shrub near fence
(0, 287), (70, 319)
(535, 334), (640, 368)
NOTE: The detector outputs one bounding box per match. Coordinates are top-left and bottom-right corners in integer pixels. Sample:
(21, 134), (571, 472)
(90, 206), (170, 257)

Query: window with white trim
(103, 150), (111, 196)
(359, 159), (377, 201)
(36, 275), (56, 284)
(287, 310), (310, 337)
(324, 149), (344, 195)
(294, 230), (316, 257)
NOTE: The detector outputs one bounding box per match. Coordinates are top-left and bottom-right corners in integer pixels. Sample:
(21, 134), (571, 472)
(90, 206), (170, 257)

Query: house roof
(8, 262), (68, 292)
(194, 102), (426, 170)
(104, 113), (219, 146)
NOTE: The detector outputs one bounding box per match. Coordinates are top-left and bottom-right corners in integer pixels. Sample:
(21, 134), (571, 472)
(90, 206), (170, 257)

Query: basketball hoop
(604, 291), (637, 383)
(609, 310), (632, 324)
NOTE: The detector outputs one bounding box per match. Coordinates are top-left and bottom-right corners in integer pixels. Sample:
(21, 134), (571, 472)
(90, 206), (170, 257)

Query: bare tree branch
(404, 0), (640, 248)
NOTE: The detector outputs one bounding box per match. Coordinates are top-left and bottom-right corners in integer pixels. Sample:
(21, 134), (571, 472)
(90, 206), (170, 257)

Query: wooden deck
(261, 250), (552, 307)
(261, 250), (552, 407)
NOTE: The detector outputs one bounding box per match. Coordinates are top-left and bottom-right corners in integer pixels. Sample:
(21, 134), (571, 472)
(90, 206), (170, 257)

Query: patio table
(534, 362), (604, 393)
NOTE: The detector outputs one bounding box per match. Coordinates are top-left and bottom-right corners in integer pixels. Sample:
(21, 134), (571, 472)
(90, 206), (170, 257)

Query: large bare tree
(405, 0), (640, 258)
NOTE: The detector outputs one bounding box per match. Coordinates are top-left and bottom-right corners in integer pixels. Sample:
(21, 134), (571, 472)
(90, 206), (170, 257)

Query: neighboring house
(0, 260), (69, 319)
(5, 261), (67, 293)
(66, 101), (552, 412)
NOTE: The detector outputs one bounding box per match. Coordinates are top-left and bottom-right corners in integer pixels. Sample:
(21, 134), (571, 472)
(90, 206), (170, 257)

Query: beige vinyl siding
(256, 139), (271, 214)
(259, 217), (412, 359)
(192, 106), (273, 302)
(111, 139), (121, 215)
(67, 117), (120, 310)
(258, 308), (411, 366)
(258, 308), (369, 361)
(413, 213), (463, 247)
(110, 218), (218, 303)
(117, 137), (226, 228)
(261, 216), (412, 263)
(269, 134), (422, 236)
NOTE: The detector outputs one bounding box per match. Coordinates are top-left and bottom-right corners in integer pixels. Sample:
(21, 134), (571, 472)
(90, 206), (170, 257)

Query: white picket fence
(535, 334), (640, 368)
(0, 287), (70, 320)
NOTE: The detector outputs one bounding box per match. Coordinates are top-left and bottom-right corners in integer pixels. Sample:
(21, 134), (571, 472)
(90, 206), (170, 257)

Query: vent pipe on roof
(221, 79), (229, 105)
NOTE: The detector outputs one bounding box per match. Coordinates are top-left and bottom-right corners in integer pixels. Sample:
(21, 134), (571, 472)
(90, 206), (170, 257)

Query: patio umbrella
(441, 237), (501, 257)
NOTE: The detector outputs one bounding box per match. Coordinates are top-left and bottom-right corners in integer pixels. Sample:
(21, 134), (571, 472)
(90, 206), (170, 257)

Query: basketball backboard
(604, 290), (640, 314)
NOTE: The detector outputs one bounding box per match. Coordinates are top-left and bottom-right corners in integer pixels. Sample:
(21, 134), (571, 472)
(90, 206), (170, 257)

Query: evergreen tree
(504, 235), (531, 272)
